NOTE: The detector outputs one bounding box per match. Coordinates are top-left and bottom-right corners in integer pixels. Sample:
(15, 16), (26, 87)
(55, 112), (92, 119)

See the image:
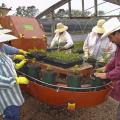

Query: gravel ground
(0, 93), (118, 120)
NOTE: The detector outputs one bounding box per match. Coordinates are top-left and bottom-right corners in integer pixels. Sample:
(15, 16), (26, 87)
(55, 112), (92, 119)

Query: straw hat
(102, 17), (120, 38)
(55, 23), (68, 33)
(92, 19), (106, 34)
(0, 33), (18, 43)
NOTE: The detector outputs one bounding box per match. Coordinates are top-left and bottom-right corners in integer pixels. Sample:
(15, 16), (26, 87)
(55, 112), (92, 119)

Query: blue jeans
(3, 105), (20, 120)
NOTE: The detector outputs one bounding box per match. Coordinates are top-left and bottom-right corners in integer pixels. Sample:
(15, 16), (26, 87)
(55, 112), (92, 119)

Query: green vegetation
(46, 51), (82, 62)
(72, 40), (84, 53)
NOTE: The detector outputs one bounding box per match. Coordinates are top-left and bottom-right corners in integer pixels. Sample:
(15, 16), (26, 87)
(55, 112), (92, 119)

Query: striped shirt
(0, 52), (24, 114)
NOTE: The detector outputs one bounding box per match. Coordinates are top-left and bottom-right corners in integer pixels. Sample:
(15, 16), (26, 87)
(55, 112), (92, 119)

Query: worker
(0, 29), (29, 120)
(83, 19), (116, 62)
(94, 17), (120, 120)
(50, 22), (74, 53)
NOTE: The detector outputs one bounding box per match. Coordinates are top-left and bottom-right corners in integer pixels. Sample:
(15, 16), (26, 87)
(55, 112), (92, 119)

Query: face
(97, 33), (103, 37)
(59, 32), (64, 35)
(0, 42), (3, 48)
(108, 32), (120, 45)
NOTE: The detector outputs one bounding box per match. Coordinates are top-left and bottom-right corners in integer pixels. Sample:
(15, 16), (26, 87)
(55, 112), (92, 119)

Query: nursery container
(67, 74), (82, 87)
(42, 70), (57, 84)
(27, 64), (40, 79)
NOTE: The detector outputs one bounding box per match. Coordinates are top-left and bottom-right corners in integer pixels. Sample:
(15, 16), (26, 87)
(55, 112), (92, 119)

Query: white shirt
(50, 31), (73, 49)
(83, 32), (116, 61)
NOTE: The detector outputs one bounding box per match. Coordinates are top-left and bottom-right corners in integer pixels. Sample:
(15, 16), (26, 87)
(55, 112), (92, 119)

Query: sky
(0, 0), (120, 16)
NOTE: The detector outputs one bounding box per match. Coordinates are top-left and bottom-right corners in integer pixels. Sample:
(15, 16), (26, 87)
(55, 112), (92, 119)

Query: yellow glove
(16, 77), (29, 84)
(14, 55), (25, 60)
(15, 59), (27, 70)
(19, 49), (28, 55)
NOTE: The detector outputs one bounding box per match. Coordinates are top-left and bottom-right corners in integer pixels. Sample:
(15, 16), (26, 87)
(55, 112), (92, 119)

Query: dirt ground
(0, 93), (118, 120)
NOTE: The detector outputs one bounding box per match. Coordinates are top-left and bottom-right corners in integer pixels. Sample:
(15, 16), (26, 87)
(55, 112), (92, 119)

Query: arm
(3, 44), (28, 55)
(3, 44), (19, 55)
(105, 57), (115, 72)
(50, 33), (58, 48)
(106, 59), (120, 80)
(83, 34), (90, 58)
(64, 32), (73, 49)
(0, 75), (15, 89)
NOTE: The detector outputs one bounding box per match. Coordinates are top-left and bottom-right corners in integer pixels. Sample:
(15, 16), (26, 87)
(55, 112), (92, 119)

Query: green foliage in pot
(46, 51), (82, 62)
(28, 48), (46, 56)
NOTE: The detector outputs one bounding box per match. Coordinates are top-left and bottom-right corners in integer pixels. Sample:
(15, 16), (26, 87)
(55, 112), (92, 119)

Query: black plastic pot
(27, 52), (46, 61)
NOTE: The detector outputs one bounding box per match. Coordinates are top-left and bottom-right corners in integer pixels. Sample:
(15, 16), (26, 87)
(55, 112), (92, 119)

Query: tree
(15, 6), (39, 17)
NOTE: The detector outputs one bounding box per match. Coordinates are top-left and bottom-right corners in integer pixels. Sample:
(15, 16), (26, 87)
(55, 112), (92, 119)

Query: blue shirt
(0, 44), (19, 55)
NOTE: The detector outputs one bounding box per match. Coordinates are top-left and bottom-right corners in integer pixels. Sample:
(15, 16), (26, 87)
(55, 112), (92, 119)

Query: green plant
(46, 51), (82, 62)
(72, 40), (84, 53)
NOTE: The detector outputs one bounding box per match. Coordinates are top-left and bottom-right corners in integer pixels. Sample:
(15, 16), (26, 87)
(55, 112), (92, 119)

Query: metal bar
(36, 0), (71, 19)
(94, 0), (98, 17)
(82, 0), (84, 17)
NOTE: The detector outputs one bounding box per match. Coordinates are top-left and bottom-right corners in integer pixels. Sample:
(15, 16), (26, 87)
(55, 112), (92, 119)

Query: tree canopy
(15, 6), (39, 17)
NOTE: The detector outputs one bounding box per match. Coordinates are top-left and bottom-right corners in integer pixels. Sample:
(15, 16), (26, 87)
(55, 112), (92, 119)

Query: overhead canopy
(104, 0), (120, 5)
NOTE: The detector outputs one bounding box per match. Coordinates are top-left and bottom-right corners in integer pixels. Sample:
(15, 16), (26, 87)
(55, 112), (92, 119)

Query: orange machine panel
(0, 16), (47, 50)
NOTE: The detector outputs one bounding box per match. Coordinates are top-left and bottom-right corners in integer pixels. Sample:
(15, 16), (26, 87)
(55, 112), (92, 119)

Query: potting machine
(0, 16), (112, 110)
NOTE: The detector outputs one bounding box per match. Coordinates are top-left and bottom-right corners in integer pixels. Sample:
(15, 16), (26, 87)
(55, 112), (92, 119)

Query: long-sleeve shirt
(0, 44), (19, 55)
(50, 31), (73, 49)
(83, 32), (116, 61)
(106, 45), (120, 101)
(0, 45), (24, 114)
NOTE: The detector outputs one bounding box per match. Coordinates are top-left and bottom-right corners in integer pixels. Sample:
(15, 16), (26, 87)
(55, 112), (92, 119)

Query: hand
(95, 67), (106, 73)
(94, 72), (107, 79)
(14, 55), (25, 60)
(16, 77), (29, 84)
(19, 49), (28, 55)
(59, 47), (65, 51)
(15, 59), (28, 70)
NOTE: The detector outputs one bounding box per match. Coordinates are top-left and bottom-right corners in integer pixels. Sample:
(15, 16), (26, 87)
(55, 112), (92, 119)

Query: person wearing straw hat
(94, 17), (120, 120)
(83, 19), (116, 62)
(50, 22), (74, 53)
(0, 32), (29, 119)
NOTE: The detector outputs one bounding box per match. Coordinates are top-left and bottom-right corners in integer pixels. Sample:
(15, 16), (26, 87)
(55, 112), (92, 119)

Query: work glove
(16, 76), (29, 84)
(19, 49), (28, 55)
(15, 59), (28, 70)
(14, 55), (25, 60)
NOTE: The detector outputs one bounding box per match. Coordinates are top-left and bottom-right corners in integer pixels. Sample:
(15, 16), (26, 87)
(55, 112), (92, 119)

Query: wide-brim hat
(0, 33), (18, 43)
(92, 26), (104, 34)
(0, 24), (12, 34)
(55, 23), (68, 33)
(102, 17), (120, 38)
(92, 19), (106, 34)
